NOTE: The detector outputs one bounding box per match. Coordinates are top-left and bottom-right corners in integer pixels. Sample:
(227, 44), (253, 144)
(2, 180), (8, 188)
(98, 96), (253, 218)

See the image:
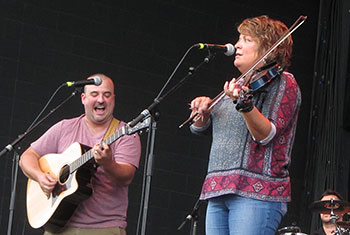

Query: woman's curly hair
(237, 15), (293, 68)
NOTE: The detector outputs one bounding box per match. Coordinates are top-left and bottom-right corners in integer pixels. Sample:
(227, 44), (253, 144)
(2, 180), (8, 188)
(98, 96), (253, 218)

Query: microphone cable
(26, 83), (68, 131)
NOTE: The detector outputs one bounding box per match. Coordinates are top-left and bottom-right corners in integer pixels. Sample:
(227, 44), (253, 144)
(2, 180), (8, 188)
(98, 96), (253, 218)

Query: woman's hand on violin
(225, 79), (272, 141)
(190, 96), (212, 116)
(224, 79), (249, 101)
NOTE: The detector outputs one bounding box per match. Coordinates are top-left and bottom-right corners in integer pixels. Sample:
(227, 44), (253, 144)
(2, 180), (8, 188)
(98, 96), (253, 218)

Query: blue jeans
(205, 194), (287, 235)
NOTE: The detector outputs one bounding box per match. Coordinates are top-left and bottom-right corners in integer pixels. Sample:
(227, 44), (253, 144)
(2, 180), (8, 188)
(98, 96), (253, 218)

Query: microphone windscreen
(92, 76), (102, 86)
(224, 43), (235, 56)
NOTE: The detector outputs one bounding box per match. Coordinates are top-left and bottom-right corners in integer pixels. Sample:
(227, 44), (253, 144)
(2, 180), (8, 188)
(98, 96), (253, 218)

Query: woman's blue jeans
(205, 194), (287, 235)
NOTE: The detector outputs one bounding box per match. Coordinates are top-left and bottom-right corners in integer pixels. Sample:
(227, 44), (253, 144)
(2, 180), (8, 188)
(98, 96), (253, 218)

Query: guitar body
(26, 142), (97, 233)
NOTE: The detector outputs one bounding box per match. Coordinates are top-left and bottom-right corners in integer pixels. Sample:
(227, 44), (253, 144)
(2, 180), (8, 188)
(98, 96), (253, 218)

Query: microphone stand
(177, 199), (203, 235)
(7, 150), (20, 235)
(134, 48), (216, 235)
(140, 118), (158, 235)
(0, 89), (79, 235)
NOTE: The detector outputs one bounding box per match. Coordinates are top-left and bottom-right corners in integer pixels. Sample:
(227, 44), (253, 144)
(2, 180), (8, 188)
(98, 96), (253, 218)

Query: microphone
(66, 76), (102, 87)
(196, 43), (235, 56)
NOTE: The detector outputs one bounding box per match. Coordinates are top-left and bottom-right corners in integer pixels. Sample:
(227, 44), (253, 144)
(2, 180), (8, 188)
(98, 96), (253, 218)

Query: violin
(248, 62), (284, 92)
(178, 64), (283, 128)
(230, 62), (284, 108)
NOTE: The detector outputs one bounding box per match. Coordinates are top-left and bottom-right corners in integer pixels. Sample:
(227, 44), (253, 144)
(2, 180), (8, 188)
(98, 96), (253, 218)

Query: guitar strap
(103, 118), (120, 140)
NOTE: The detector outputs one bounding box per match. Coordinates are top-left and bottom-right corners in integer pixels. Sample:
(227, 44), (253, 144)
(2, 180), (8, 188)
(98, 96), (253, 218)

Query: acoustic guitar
(26, 117), (150, 232)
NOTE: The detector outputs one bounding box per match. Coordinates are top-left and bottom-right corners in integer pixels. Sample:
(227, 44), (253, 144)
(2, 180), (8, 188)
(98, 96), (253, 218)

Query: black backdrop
(0, 0), (324, 234)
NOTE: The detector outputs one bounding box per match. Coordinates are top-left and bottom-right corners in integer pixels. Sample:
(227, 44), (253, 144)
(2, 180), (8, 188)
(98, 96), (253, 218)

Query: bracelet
(235, 97), (254, 113)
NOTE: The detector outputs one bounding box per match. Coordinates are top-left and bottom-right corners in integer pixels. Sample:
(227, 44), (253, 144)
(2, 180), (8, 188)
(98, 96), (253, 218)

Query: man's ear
(81, 92), (86, 104)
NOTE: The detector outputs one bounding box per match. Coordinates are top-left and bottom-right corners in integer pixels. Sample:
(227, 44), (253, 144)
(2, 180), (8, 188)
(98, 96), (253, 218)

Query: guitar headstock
(126, 116), (151, 135)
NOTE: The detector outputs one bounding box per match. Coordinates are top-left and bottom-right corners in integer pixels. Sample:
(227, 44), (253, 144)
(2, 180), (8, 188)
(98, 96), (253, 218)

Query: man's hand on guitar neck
(92, 142), (113, 167)
(92, 142), (136, 186)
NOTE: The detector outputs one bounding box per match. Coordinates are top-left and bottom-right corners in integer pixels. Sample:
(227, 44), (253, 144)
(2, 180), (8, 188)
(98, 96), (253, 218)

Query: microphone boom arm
(0, 90), (78, 157)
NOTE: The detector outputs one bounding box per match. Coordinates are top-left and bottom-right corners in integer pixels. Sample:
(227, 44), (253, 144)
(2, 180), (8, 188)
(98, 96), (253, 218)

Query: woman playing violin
(190, 15), (301, 235)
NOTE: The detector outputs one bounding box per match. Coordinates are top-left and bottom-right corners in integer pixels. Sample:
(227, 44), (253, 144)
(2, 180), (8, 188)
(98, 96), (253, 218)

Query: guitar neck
(69, 126), (127, 172)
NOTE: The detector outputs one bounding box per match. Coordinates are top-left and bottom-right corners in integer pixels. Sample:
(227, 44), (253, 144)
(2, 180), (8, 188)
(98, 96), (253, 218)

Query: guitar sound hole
(59, 165), (70, 184)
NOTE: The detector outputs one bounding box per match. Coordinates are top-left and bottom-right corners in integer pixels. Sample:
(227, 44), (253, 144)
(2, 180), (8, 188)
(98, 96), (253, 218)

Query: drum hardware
(310, 199), (350, 235)
(277, 225), (301, 234)
(337, 221), (350, 229)
(280, 233), (308, 235)
(309, 199), (350, 215)
(334, 222), (350, 235)
(277, 225), (309, 235)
